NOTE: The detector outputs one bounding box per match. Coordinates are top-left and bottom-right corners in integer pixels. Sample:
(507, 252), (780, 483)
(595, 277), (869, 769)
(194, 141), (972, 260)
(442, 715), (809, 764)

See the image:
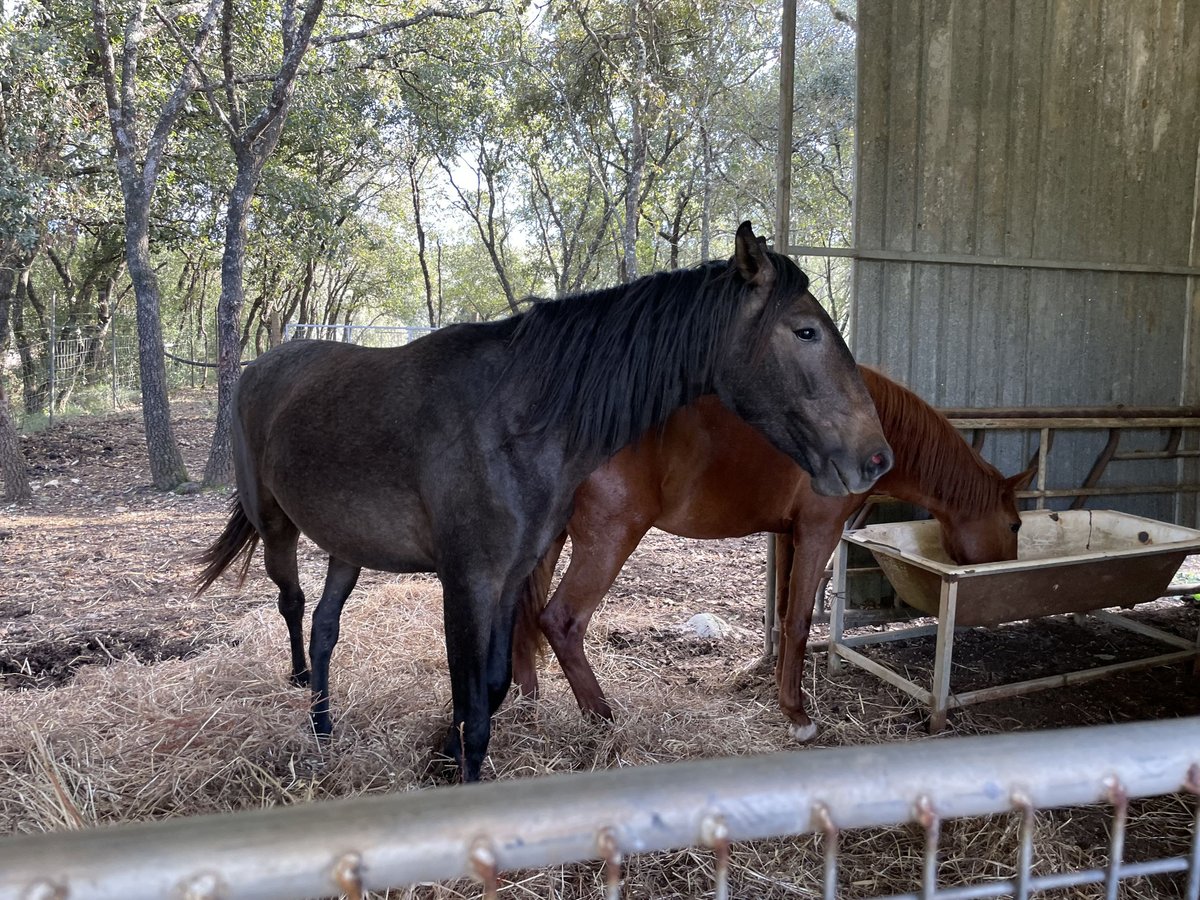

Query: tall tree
(91, 0), (223, 489)
(0, 262), (30, 502)
(200, 0), (326, 487)
(202, 2), (493, 486)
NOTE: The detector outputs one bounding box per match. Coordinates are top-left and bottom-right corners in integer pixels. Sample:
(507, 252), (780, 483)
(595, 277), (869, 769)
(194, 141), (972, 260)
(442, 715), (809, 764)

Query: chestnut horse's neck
(862, 367), (1005, 517)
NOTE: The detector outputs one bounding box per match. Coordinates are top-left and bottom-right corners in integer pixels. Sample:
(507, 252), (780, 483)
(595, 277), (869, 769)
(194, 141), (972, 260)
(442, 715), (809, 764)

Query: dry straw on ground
(0, 578), (1192, 899)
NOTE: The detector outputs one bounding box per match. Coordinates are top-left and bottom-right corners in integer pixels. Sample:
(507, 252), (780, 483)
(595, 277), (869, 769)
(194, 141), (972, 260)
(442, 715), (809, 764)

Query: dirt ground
(1, 403), (1198, 896)
(3, 401), (1197, 726)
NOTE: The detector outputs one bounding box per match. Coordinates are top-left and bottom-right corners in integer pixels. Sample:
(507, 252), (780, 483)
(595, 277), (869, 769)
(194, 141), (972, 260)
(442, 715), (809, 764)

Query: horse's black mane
(503, 250), (809, 460)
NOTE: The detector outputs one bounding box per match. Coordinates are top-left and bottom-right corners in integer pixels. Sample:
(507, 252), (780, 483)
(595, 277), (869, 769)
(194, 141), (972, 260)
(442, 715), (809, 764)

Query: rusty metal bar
(916, 796), (940, 899)
(1024, 483), (1200, 499)
(787, 244), (1200, 278)
(815, 803), (839, 900)
(1116, 449), (1200, 460)
(1072, 429), (1122, 510)
(1011, 794), (1035, 900)
(941, 407), (1200, 421)
(1, 720), (1196, 900)
(1035, 428), (1051, 509)
(951, 417), (1200, 429)
(597, 827), (622, 900)
(1103, 779), (1128, 900)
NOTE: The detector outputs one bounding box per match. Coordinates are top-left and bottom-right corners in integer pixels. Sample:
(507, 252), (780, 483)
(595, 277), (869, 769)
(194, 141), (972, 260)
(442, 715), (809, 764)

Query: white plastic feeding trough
(830, 509), (1200, 731)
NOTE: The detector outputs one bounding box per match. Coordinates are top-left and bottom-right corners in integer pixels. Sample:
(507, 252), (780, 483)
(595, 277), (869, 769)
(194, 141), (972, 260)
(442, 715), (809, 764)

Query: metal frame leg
(828, 538), (849, 674)
(929, 580), (959, 733)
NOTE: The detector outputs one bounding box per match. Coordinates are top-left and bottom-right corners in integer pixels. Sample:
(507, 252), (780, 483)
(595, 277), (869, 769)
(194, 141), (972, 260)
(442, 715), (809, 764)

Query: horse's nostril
(863, 448), (893, 481)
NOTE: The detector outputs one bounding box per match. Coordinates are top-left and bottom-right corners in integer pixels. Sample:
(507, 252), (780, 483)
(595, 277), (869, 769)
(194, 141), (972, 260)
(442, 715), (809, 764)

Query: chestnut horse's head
(861, 366), (1034, 565)
(715, 223), (893, 496)
(936, 467), (1036, 564)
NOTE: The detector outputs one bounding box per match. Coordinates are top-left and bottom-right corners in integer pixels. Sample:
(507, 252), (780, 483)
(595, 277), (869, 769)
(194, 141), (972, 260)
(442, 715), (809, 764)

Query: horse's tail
(194, 494), (260, 595)
(512, 533), (568, 669)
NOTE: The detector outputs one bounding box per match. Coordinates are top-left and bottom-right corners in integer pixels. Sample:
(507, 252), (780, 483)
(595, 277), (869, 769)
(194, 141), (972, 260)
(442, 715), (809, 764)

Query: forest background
(0, 0), (857, 497)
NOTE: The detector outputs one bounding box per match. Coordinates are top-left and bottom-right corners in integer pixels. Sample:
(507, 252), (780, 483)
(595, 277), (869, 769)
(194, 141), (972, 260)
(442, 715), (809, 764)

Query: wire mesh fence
(284, 322), (435, 347)
(2, 315), (142, 429)
(3, 315), (437, 430)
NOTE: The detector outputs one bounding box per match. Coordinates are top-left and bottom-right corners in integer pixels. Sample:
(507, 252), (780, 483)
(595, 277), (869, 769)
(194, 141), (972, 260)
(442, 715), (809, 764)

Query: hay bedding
(0, 404), (1197, 898)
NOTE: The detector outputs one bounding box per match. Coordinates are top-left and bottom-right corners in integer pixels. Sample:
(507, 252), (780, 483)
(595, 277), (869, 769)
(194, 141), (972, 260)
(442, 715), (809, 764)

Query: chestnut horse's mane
(860, 367), (1007, 515)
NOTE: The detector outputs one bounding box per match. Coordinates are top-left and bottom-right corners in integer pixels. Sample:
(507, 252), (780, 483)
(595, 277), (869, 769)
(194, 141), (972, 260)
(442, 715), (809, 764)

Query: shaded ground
(1, 405), (1198, 897)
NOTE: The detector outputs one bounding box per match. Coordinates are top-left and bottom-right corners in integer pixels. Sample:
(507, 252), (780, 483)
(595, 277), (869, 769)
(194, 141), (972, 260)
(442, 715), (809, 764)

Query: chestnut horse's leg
(511, 532), (568, 701)
(262, 524), (307, 686)
(308, 557), (361, 738)
(777, 513), (848, 742)
(541, 522), (650, 720)
(772, 532), (795, 686)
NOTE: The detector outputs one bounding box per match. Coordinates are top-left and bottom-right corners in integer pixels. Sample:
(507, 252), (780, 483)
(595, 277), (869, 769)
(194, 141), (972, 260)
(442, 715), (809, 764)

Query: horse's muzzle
(860, 446), (894, 486)
(810, 444), (893, 497)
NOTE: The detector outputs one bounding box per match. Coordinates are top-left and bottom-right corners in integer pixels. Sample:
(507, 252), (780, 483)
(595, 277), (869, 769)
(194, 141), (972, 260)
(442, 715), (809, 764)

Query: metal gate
(2, 717), (1196, 900)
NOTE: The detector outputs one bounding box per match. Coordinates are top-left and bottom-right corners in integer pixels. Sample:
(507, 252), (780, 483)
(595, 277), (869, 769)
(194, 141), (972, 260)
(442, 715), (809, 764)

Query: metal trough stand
(831, 509), (1200, 731)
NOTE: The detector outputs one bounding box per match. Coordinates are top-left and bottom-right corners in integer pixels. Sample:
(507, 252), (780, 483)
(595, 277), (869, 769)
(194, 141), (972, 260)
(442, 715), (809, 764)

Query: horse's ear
(734, 221), (776, 288)
(1007, 466), (1037, 493)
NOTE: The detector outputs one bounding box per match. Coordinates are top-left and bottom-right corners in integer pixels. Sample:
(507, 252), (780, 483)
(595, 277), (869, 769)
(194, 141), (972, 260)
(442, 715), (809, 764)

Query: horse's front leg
(777, 523), (844, 743)
(439, 567), (504, 783)
(308, 557), (361, 737)
(772, 532), (795, 686)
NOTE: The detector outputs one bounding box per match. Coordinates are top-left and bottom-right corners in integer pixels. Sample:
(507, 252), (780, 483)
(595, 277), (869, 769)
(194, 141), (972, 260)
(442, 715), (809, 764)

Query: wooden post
(765, 0), (798, 655)
(111, 318), (118, 410)
(48, 292), (56, 427)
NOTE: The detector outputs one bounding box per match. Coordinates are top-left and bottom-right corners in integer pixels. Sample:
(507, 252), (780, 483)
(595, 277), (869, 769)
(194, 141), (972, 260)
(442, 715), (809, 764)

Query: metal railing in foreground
(1, 717), (1197, 900)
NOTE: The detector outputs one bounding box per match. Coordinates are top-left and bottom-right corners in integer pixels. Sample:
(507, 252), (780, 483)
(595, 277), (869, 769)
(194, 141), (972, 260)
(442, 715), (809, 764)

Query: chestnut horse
(196, 224), (892, 781)
(512, 368), (1033, 740)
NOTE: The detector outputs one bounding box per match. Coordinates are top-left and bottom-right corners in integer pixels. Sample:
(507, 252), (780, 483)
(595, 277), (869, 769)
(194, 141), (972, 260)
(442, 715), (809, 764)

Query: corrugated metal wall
(851, 0), (1200, 521)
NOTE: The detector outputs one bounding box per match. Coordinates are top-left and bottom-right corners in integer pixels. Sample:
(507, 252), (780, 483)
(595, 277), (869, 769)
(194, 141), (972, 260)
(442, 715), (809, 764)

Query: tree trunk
(408, 158), (437, 328)
(201, 0), (326, 488)
(0, 265), (30, 502)
(0, 376), (30, 503)
(91, 0), (221, 491)
(700, 124), (712, 261)
(0, 260), (14, 343)
(204, 160), (258, 487)
(10, 262), (42, 414)
(622, 103), (645, 283)
(124, 200), (189, 490)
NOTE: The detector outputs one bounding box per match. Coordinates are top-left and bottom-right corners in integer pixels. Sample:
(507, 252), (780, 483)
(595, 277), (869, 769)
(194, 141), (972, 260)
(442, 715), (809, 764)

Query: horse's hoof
(788, 720), (818, 743)
(428, 749), (462, 785)
(310, 712), (333, 740)
(582, 702), (614, 723)
(290, 671), (310, 688)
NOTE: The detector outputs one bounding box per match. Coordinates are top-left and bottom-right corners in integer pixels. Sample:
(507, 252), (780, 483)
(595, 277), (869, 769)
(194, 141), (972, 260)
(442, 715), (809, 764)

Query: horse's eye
(1010, 522), (1021, 534)
(795, 327), (818, 342)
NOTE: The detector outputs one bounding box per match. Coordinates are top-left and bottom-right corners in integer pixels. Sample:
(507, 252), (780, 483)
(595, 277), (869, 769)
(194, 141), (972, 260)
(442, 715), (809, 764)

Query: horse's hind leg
(541, 522), (648, 720)
(308, 557), (361, 738)
(511, 533), (568, 701)
(261, 524), (308, 686)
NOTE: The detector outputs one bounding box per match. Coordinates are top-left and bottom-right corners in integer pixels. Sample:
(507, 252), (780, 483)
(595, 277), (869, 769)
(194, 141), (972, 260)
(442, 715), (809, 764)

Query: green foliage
(3, 0), (859, 412)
